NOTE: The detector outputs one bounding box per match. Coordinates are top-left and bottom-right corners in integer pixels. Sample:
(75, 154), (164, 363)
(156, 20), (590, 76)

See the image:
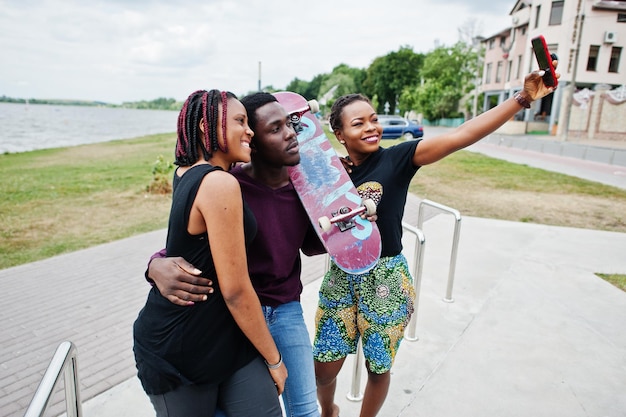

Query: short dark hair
(240, 92), (278, 132)
(329, 93), (372, 131)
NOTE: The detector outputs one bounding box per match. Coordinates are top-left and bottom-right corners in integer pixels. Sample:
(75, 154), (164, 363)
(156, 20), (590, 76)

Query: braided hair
(329, 93), (372, 131)
(175, 89), (237, 166)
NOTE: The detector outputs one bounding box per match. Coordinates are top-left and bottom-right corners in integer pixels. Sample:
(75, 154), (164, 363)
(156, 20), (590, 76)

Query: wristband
(514, 92), (531, 109)
(265, 353), (283, 369)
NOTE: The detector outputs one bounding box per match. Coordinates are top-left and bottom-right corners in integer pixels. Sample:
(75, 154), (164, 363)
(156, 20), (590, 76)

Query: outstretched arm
(413, 62), (559, 167)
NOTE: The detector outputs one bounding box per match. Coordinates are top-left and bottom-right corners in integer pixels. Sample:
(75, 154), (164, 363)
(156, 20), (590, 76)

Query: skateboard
(273, 91), (382, 274)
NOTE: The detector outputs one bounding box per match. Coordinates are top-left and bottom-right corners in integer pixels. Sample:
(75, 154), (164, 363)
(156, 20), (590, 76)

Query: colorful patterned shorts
(312, 254), (415, 374)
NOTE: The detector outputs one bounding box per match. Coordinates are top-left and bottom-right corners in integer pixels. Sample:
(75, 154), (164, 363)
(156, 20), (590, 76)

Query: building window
(500, 37), (507, 48)
(485, 63), (492, 83)
(535, 5), (541, 28)
(549, 1), (564, 26)
(618, 13), (626, 23)
(496, 61), (503, 83)
(516, 55), (522, 80)
(586, 45), (600, 71)
(489, 39), (495, 50)
(609, 47), (622, 73)
(521, 27), (527, 36)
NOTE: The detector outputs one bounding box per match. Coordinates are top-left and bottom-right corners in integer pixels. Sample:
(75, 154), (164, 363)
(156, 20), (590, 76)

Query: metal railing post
(24, 341), (82, 417)
(402, 222), (426, 342)
(335, 199), (460, 399)
(322, 258), (365, 402)
(417, 199), (462, 303)
(342, 223), (426, 399)
(322, 256), (364, 401)
(346, 338), (364, 402)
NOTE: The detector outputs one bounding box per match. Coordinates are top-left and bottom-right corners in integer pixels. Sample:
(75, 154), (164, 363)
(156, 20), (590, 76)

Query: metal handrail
(417, 199), (462, 303)
(402, 223), (426, 342)
(24, 341), (82, 417)
(346, 338), (364, 402)
(342, 221), (426, 400)
(336, 200), (461, 401)
(341, 199), (461, 400)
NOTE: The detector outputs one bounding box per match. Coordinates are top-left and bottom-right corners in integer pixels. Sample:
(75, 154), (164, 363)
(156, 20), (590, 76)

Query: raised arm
(194, 171), (288, 393)
(413, 63), (559, 167)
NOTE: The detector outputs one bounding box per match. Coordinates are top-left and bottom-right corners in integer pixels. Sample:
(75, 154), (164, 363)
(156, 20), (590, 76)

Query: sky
(0, 0), (514, 104)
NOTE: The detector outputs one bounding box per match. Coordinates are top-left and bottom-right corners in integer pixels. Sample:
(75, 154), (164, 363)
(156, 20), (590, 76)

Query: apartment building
(479, 0), (626, 140)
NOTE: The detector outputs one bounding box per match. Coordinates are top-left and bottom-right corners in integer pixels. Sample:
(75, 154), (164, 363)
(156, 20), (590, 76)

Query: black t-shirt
(133, 164), (258, 395)
(348, 140), (421, 257)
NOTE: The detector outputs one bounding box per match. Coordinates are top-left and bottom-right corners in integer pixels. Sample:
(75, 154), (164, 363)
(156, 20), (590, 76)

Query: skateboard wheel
(319, 216), (331, 232)
(363, 199), (377, 216)
(308, 99), (320, 113)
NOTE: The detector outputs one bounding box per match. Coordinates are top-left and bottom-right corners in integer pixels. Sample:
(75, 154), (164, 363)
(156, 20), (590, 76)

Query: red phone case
(531, 35), (558, 88)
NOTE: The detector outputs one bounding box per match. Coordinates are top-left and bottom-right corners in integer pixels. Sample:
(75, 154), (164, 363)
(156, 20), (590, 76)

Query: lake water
(0, 102), (179, 154)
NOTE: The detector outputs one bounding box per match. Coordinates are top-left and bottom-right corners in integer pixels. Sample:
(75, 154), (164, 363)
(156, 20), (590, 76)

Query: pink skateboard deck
(273, 91), (382, 274)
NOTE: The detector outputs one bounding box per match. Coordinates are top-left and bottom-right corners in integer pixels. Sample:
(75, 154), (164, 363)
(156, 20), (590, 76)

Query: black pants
(149, 356), (282, 417)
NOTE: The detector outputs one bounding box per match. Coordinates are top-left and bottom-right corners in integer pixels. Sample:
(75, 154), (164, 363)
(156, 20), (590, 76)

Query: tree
(316, 64), (367, 110)
(400, 42), (479, 120)
(319, 73), (355, 111)
(363, 46), (424, 114)
(285, 74), (326, 101)
(323, 64), (367, 95)
(457, 18), (484, 46)
(285, 78), (311, 97)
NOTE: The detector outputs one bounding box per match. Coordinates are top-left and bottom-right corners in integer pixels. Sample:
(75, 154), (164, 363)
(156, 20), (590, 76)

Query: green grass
(595, 274), (626, 292)
(1, 130), (625, 289)
(0, 133), (176, 268)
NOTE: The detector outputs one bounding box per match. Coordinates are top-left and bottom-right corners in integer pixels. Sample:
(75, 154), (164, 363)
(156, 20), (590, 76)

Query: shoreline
(0, 131), (177, 155)
(0, 102), (179, 154)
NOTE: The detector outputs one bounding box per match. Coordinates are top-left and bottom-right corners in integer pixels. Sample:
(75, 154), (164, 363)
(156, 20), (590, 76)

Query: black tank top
(133, 164), (258, 395)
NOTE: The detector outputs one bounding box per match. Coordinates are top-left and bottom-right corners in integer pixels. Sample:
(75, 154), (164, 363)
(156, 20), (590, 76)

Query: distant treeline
(120, 97), (182, 111)
(0, 95), (182, 111)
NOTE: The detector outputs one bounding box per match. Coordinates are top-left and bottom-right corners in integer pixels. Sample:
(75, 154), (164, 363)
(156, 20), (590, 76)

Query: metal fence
(344, 199), (462, 401)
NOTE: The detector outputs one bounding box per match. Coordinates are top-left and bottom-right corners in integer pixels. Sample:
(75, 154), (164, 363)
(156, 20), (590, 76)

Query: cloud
(0, 0), (513, 103)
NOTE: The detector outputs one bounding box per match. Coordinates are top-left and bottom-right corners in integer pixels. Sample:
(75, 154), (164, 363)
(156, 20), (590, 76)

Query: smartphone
(531, 35), (558, 88)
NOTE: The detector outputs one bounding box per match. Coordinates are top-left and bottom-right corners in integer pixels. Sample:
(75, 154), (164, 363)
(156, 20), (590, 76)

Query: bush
(147, 155), (174, 194)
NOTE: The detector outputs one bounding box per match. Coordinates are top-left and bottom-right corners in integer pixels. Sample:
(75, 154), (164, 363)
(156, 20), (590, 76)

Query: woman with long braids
(313, 64), (559, 417)
(133, 89), (286, 417)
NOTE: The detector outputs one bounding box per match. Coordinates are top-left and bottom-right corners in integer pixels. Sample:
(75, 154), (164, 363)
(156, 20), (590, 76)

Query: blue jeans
(215, 301), (319, 417)
(264, 301), (319, 417)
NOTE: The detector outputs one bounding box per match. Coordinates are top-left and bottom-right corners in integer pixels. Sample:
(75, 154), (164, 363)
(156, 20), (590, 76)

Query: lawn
(2, 130), (625, 295)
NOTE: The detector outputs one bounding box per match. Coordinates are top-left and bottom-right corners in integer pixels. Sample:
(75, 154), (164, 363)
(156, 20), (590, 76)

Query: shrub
(147, 155), (173, 194)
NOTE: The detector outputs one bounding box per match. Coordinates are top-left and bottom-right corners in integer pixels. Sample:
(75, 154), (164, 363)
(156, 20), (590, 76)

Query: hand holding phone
(531, 35), (558, 88)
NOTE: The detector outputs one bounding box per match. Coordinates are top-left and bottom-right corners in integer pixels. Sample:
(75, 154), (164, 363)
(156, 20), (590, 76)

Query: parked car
(378, 115), (424, 139)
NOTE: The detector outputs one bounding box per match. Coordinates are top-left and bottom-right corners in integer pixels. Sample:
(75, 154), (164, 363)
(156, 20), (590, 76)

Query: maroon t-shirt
(230, 165), (324, 307)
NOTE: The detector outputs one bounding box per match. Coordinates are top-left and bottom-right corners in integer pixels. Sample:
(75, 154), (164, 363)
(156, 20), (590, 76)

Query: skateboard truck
(318, 199), (376, 232)
(289, 100), (320, 133)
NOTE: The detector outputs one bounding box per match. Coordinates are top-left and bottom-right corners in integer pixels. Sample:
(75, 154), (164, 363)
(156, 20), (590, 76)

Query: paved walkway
(2, 132), (626, 417)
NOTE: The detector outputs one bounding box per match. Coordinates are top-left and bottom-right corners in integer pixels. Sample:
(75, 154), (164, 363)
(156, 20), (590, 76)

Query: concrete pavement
(73, 213), (626, 417)
(2, 132), (626, 417)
